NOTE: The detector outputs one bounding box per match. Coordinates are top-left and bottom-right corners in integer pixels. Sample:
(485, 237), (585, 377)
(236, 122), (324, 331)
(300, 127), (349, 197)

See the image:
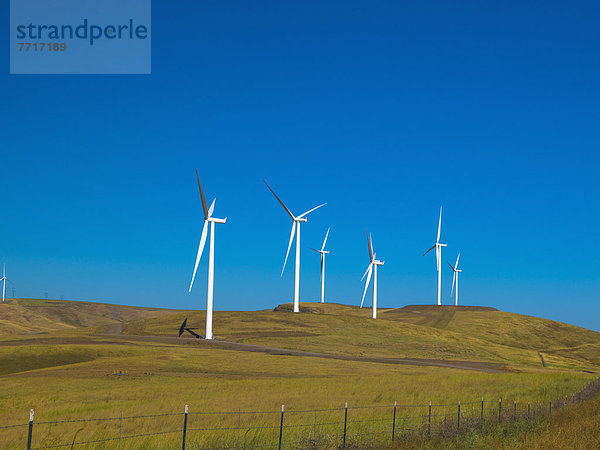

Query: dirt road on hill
(99, 328), (508, 373)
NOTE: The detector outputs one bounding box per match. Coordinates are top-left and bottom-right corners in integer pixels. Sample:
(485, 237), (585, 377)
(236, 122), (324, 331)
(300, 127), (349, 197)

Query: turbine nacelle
(423, 207), (445, 306)
(311, 227), (331, 304)
(360, 230), (384, 314)
(448, 253), (461, 301)
(264, 180), (326, 281)
(188, 171), (227, 341)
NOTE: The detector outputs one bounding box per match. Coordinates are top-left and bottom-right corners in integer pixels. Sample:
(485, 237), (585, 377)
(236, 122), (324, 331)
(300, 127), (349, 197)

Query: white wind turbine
(0, 265), (8, 303)
(189, 170), (227, 340)
(448, 253), (462, 306)
(265, 181), (326, 313)
(360, 230), (384, 319)
(423, 207), (447, 306)
(309, 227), (330, 303)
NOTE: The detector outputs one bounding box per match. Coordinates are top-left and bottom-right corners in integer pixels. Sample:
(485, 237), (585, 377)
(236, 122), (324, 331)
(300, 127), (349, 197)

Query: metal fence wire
(1, 377), (597, 449)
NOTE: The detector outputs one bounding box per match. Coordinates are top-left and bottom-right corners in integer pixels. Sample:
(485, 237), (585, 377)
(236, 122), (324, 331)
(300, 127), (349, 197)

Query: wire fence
(2, 377), (598, 449)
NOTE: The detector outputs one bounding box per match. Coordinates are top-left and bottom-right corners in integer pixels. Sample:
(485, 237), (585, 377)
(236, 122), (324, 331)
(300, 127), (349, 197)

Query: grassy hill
(120, 302), (600, 372)
(0, 299), (598, 448)
(0, 298), (183, 335)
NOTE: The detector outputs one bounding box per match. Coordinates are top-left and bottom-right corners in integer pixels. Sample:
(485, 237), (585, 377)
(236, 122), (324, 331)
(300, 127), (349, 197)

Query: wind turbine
(265, 181), (326, 313)
(360, 230), (384, 319)
(448, 253), (462, 306)
(423, 207), (447, 306)
(0, 265), (7, 303)
(189, 170), (227, 340)
(309, 227), (330, 303)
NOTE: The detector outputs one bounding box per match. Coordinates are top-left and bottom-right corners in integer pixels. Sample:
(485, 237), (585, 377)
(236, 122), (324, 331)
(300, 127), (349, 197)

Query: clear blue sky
(2, 1), (599, 331)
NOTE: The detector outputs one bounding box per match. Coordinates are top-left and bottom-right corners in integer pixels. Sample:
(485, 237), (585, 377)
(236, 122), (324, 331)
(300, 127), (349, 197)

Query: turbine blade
(189, 220), (208, 292)
(447, 262), (455, 270)
(308, 247), (321, 253)
(320, 254), (324, 280)
(367, 230), (374, 261)
(455, 253), (460, 270)
(281, 221), (296, 276)
(321, 227), (330, 252)
(360, 265), (373, 308)
(437, 207), (442, 244)
(423, 244), (436, 256)
(208, 199), (215, 218)
(264, 181), (295, 219)
(179, 318), (187, 337)
(361, 263), (371, 281)
(196, 170), (209, 220)
(298, 203), (327, 218)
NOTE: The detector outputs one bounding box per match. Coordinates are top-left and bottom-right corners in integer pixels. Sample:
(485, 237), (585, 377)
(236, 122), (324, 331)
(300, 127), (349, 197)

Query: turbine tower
(360, 230), (384, 319)
(309, 227), (330, 303)
(189, 170), (227, 340)
(448, 253), (462, 306)
(265, 181), (326, 313)
(0, 265), (7, 304)
(423, 207), (447, 306)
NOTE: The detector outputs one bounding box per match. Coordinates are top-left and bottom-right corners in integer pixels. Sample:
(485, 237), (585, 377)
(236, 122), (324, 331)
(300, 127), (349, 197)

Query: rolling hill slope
(0, 298), (183, 335)
(0, 299), (598, 448)
(119, 302), (600, 372)
(0, 299), (598, 372)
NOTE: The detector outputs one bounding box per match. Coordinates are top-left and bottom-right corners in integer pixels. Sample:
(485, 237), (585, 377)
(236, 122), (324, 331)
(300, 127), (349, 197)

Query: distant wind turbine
(360, 230), (384, 319)
(448, 253), (462, 306)
(0, 265), (7, 303)
(309, 227), (330, 303)
(189, 170), (227, 340)
(423, 207), (447, 306)
(265, 181), (326, 313)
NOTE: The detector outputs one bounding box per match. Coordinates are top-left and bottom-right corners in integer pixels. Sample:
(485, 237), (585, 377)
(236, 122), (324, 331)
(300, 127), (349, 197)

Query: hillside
(0, 298), (598, 372)
(0, 299), (598, 448)
(0, 298), (183, 335)
(120, 302), (600, 372)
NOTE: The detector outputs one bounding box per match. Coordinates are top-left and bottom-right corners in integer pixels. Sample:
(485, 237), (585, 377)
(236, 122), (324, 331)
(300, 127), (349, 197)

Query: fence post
(182, 404), (188, 450)
(481, 397), (484, 424)
(549, 401), (552, 415)
(514, 400), (517, 419)
(343, 402), (348, 448)
(237, 408), (241, 448)
(457, 401), (460, 431)
(498, 398), (502, 423)
(428, 401), (431, 436)
(26, 409), (34, 450)
(119, 411), (123, 450)
(392, 401), (396, 442)
(527, 402), (530, 419)
(278, 405), (284, 450)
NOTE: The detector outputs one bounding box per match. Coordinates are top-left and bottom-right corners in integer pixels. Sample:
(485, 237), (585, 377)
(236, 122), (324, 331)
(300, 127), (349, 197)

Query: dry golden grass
(0, 298), (182, 335)
(123, 302), (600, 371)
(513, 393), (600, 449)
(0, 299), (598, 448)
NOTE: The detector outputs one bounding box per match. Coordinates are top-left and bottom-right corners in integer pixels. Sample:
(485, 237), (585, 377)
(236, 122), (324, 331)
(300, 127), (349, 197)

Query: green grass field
(0, 299), (598, 448)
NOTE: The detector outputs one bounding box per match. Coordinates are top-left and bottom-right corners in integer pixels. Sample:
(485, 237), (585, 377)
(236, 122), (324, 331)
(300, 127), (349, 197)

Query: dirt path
(430, 310), (456, 329)
(100, 332), (508, 373)
(201, 339), (508, 373)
